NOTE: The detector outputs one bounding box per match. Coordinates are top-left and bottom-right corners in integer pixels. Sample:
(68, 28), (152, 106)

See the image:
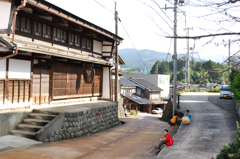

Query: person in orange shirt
(167, 113), (179, 132)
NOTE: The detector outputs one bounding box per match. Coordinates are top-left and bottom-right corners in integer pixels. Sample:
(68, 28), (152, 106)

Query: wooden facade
(0, 0), (123, 110)
(0, 57), (104, 107)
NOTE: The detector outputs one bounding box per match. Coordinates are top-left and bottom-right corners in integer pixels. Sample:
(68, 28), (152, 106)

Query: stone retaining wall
(45, 104), (121, 142)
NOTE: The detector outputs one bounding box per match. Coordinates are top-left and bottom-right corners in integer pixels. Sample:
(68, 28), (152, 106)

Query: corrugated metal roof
(121, 77), (137, 86)
(129, 78), (163, 91)
(122, 93), (154, 105)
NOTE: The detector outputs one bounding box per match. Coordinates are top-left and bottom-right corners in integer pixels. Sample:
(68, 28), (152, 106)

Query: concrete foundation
(0, 110), (30, 137)
(35, 101), (121, 142)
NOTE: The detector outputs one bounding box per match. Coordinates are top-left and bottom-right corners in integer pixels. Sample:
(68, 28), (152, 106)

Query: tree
(159, 60), (169, 74)
(231, 72), (240, 100)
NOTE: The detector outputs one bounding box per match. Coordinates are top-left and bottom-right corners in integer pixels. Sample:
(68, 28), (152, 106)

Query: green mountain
(119, 48), (188, 70)
(119, 48), (226, 70)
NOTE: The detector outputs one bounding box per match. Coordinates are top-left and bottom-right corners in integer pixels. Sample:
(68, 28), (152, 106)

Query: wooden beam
(68, 22), (83, 32)
(52, 16), (68, 25)
(33, 9), (52, 17)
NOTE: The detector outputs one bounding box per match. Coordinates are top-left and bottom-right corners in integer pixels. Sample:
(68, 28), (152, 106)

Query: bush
(214, 121), (240, 159)
(208, 88), (221, 92)
(231, 73), (240, 100)
(130, 111), (135, 115)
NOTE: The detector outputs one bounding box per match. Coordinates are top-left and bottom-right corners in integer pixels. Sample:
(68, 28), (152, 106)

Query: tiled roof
(122, 93), (154, 105)
(129, 78), (163, 91)
(120, 77), (137, 86)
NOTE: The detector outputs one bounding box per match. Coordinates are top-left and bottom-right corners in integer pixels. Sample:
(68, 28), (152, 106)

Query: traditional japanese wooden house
(0, 0), (123, 111)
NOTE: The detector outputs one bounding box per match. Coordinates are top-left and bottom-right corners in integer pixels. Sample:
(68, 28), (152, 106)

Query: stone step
(32, 109), (59, 115)
(23, 118), (50, 126)
(29, 113), (57, 120)
(10, 130), (36, 139)
(16, 124), (43, 132)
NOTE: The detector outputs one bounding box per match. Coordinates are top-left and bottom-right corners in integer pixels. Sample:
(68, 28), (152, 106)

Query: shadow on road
(208, 94), (238, 118)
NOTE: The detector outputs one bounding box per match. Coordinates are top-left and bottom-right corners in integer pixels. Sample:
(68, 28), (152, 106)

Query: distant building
(124, 74), (170, 98)
(120, 77), (166, 114)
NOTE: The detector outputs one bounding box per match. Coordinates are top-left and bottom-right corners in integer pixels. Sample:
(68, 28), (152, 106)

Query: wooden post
(149, 104), (152, 114)
(29, 72), (33, 104)
(51, 61), (54, 103)
(4, 59), (9, 105)
(135, 104), (138, 115)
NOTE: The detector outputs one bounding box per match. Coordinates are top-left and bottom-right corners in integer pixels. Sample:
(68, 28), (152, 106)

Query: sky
(46, 0), (240, 63)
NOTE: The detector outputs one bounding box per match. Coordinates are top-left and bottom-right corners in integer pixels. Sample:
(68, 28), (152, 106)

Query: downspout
(0, 0), (27, 60)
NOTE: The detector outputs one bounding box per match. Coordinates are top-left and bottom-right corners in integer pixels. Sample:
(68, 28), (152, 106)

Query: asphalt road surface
(158, 92), (238, 159)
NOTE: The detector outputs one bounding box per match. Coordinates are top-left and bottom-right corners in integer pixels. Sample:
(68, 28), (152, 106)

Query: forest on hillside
(150, 59), (229, 84)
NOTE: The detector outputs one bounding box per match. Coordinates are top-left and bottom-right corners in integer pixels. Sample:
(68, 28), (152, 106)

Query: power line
(120, 19), (148, 69)
(93, 0), (114, 14)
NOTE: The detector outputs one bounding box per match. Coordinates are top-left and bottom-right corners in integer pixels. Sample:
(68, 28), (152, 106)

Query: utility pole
(156, 62), (158, 74)
(172, 0), (178, 117)
(114, 2), (119, 102)
(228, 39), (231, 84)
(184, 27), (192, 83)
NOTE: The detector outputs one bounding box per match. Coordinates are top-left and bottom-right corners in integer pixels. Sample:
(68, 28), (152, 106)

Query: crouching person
(155, 129), (174, 149)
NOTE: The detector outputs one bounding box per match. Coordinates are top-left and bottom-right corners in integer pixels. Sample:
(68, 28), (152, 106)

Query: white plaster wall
(158, 75), (170, 97)
(103, 46), (112, 52)
(102, 67), (110, 99)
(0, 2), (11, 30)
(9, 59), (31, 79)
(93, 40), (102, 54)
(103, 41), (112, 45)
(0, 59), (6, 79)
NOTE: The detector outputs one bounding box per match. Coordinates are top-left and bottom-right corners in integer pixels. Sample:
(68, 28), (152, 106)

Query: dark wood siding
(53, 62), (103, 100)
(32, 67), (50, 105)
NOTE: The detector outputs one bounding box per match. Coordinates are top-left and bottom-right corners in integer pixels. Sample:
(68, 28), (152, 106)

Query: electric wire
(93, 0), (114, 14)
(120, 19), (148, 70)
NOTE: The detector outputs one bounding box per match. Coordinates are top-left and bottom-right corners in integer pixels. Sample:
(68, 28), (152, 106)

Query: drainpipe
(0, 0), (27, 60)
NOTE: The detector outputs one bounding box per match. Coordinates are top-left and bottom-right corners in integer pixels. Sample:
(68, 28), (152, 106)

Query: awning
(0, 35), (113, 66)
(122, 93), (154, 105)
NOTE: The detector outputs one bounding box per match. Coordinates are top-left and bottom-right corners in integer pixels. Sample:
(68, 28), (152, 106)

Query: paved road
(208, 93), (238, 118)
(0, 114), (168, 159)
(158, 92), (238, 159)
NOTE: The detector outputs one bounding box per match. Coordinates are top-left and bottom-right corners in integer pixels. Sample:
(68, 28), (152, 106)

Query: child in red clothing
(155, 129), (174, 149)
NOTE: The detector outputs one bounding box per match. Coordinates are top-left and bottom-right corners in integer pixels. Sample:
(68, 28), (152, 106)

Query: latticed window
(43, 24), (51, 39)
(82, 37), (92, 50)
(69, 33), (81, 47)
(53, 28), (67, 43)
(15, 16), (31, 34)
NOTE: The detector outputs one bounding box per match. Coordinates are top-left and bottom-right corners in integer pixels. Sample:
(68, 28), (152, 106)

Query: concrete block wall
(45, 104), (121, 142)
